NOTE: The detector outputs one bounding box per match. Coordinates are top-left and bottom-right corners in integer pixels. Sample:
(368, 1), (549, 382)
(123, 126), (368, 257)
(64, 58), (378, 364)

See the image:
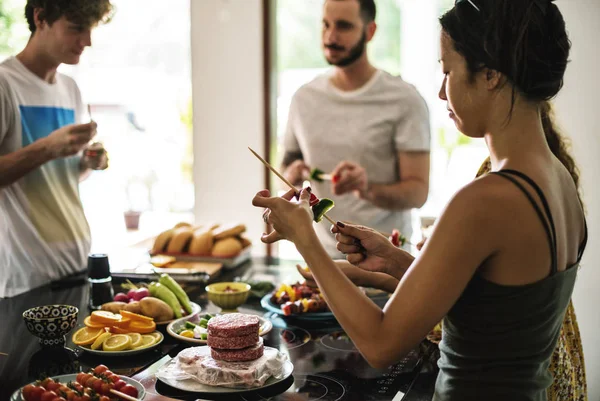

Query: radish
(132, 287), (150, 301)
(114, 292), (129, 302)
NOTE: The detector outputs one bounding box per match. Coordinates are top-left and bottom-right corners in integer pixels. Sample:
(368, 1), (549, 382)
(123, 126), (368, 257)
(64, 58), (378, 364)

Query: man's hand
(42, 122), (97, 159)
(283, 159), (310, 186)
(331, 161), (368, 196)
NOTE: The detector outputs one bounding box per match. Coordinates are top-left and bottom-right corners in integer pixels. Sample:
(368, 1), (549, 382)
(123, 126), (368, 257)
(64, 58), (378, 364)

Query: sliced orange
(111, 317), (131, 328)
(72, 327), (105, 346)
(127, 320), (156, 334)
(109, 326), (130, 334)
(119, 310), (154, 323)
(84, 316), (107, 329)
(90, 311), (122, 325)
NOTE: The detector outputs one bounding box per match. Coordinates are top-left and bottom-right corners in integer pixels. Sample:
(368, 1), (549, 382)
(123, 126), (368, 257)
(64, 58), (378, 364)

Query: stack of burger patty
(207, 313), (264, 362)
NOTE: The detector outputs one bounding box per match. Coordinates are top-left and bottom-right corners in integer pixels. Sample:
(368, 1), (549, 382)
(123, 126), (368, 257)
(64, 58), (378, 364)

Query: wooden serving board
(153, 261), (223, 278)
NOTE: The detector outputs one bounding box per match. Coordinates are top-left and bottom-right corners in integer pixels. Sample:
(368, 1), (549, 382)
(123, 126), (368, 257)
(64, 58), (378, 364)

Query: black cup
(87, 254), (110, 280)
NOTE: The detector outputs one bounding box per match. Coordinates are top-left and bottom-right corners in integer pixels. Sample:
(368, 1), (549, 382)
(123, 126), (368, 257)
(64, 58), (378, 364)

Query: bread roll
(238, 236), (252, 249)
(152, 228), (175, 254)
(188, 228), (214, 255)
(213, 223), (246, 240)
(150, 255), (176, 267)
(211, 237), (243, 258)
(166, 227), (194, 253)
(174, 222), (192, 229)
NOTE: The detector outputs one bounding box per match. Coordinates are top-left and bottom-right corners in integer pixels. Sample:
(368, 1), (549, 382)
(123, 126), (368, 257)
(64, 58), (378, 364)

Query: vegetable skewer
(248, 148), (412, 246)
(248, 147), (336, 225)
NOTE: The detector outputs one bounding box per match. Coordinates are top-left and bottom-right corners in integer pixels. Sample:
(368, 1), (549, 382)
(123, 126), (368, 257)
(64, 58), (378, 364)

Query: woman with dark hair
(253, 1), (587, 399)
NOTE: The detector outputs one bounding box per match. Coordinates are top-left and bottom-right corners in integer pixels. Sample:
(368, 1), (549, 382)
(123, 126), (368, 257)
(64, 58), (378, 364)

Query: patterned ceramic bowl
(22, 305), (79, 347)
(205, 282), (251, 311)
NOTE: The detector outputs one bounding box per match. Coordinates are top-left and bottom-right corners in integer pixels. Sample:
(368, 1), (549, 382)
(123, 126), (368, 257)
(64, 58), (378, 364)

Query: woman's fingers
(337, 242), (362, 255)
(296, 264), (318, 287)
(252, 190), (274, 208)
(346, 252), (365, 266)
(261, 230), (283, 244)
(335, 232), (357, 245)
(281, 188), (298, 201)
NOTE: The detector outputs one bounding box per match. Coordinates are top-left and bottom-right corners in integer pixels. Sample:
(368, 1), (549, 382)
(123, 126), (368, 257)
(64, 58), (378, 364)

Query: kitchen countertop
(0, 257), (439, 401)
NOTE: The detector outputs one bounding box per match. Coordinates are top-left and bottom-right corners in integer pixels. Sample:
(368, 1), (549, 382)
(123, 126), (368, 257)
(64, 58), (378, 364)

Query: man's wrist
(358, 181), (374, 201)
(31, 138), (55, 164)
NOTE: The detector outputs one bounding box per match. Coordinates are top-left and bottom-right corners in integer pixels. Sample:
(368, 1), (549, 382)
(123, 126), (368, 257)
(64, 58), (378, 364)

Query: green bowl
(205, 282), (251, 311)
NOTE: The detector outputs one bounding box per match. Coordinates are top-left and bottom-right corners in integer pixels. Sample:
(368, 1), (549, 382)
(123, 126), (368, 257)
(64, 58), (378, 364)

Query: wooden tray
(152, 261), (223, 276)
(152, 245), (252, 270)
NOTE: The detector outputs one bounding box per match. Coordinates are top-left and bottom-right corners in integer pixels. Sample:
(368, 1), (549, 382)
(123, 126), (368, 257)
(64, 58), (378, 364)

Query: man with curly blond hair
(0, 0), (114, 298)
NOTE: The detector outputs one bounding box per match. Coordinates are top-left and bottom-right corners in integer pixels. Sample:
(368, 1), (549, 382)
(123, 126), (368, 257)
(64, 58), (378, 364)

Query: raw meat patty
(208, 332), (259, 349)
(207, 313), (260, 337)
(211, 338), (264, 362)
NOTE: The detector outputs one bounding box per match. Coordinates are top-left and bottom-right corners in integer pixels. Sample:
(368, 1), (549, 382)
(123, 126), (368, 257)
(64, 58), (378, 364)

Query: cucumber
(185, 321), (198, 329)
(309, 168), (325, 182)
(312, 198), (335, 222)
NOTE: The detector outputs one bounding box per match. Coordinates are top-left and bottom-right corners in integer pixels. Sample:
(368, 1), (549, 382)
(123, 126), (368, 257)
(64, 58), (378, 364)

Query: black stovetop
(129, 260), (438, 401)
(0, 257), (438, 401)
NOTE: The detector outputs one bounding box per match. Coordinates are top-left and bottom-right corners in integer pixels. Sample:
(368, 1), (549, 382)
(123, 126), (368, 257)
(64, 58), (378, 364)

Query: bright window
(0, 0), (194, 253)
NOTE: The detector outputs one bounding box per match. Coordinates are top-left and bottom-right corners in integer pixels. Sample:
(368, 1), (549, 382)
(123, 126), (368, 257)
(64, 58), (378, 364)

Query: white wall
(554, 1), (600, 399)
(190, 0), (266, 252)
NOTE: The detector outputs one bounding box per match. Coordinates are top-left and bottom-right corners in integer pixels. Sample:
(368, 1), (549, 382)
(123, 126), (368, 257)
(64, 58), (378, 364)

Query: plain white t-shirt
(284, 69), (430, 257)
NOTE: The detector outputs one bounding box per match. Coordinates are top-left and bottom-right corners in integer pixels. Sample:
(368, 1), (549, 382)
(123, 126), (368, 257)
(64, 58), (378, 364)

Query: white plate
(156, 302), (201, 326)
(10, 374), (145, 400)
(156, 347), (293, 393)
(166, 314), (273, 345)
(75, 331), (164, 356)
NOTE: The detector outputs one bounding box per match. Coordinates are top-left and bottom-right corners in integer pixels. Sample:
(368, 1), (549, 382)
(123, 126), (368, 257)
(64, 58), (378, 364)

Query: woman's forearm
(295, 232), (388, 361)
(358, 269), (399, 293)
(382, 247), (415, 281)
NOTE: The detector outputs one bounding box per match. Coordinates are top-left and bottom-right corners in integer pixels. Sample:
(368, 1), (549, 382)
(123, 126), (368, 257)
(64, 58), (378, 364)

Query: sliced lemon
(133, 334), (157, 349)
(91, 332), (112, 350)
(179, 330), (194, 338)
(127, 332), (143, 348)
(102, 334), (132, 352)
(148, 331), (162, 342)
(72, 327), (105, 346)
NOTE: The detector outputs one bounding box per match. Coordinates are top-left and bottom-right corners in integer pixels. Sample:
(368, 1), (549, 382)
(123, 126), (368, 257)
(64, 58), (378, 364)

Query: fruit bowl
(22, 305), (78, 347)
(205, 282), (250, 311)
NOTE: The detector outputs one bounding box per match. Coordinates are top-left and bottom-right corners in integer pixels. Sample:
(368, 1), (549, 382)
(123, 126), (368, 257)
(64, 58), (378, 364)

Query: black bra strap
(490, 171), (558, 275)
(499, 169), (559, 273)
